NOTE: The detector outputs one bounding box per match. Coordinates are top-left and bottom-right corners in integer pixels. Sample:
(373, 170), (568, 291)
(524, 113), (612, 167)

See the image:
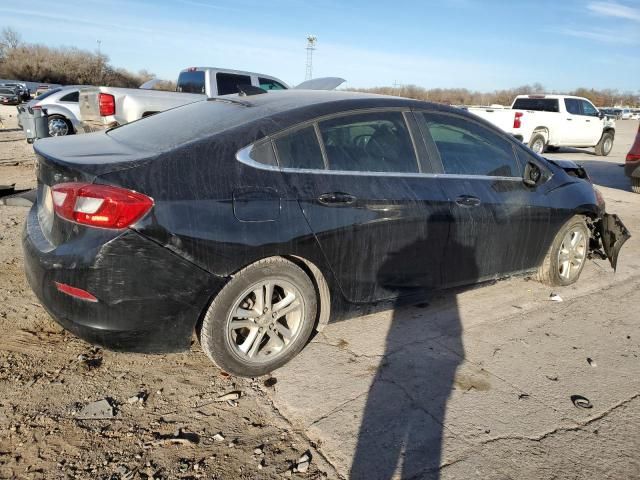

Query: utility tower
(305, 35), (317, 81)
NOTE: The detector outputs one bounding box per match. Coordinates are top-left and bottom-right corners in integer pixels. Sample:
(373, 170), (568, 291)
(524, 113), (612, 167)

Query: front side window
(274, 126), (325, 170)
(217, 73), (252, 95)
(258, 78), (286, 90)
(581, 101), (598, 117)
(318, 112), (418, 173)
(565, 98), (582, 115)
(420, 112), (520, 177)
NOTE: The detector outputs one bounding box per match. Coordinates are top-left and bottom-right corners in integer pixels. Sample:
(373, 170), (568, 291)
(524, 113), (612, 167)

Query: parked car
(625, 122), (640, 193)
(19, 86), (81, 136)
(601, 108), (622, 120)
(79, 66), (346, 131)
(467, 95), (616, 156)
(34, 85), (51, 97)
(1, 82), (30, 101)
(23, 90), (629, 376)
(0, 86), (20, 105)
(620, 108), (633, 120)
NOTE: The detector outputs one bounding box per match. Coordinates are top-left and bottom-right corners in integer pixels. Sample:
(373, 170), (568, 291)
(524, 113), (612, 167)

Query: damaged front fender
(597, 213), (630, 271)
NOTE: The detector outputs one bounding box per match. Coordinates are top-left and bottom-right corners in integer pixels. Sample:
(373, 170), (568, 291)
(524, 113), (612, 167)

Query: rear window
(107, 99), (255, 151)
(34, 87), (62, 101)
(512, 98), (559, 112)
(177, 70), (205, 94)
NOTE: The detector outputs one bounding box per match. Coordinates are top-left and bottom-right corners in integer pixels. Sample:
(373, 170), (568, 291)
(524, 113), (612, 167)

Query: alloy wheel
(225, 279), (305, 364)
(48, 118), (69, 136)
(557, 228), (587, 281)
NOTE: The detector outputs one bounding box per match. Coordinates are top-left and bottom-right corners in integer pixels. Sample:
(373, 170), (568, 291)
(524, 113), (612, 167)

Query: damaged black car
(23, 90), (630, 377)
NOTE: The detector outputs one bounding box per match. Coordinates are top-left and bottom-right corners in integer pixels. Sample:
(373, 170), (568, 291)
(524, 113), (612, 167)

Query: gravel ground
(0, 130), (331, 479)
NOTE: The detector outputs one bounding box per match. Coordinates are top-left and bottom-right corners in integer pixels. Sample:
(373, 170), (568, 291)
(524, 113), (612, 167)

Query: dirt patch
(0, 130), (329, 479)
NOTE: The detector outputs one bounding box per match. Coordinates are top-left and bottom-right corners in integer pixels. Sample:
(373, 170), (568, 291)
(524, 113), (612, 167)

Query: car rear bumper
(625, 159), (640, 178)
(22, 205), (226, 353)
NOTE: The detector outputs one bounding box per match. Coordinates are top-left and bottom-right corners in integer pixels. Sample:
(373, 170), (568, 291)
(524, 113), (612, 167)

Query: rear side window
(177, 71), (205, 93)
(274, 126), (325, 170)
(318, 112), (418, 173)
(565, 98), (582, 115)
(217, 73), (252, 95)
(513, 98), (559, 112)
(259, 78), (286, 90)
(60, 91), (79, 102)
(34, 87), (62, 100)
(420, 112), (520, 177)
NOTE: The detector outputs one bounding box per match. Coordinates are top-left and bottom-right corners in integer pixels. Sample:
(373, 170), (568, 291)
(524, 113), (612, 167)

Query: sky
(1, 0), (639, 92)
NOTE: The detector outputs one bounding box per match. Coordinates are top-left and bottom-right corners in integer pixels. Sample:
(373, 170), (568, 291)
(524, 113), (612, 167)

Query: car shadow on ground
(547, 146), (597, 156)
(349, 214), (477, 479)
(577, 160), (631, 192)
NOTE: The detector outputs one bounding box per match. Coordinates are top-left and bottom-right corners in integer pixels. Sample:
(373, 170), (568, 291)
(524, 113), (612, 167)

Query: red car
(626, 123), (640, 193)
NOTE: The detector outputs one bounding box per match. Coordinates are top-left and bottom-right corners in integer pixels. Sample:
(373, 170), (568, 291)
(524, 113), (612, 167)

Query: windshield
(34, 87), (62, 101)
(177, 70), (205, 94)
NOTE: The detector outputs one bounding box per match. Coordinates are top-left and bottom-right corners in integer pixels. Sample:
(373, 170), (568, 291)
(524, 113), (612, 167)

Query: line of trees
(0, 27), (175, 90)
(351, 84), (639, 108)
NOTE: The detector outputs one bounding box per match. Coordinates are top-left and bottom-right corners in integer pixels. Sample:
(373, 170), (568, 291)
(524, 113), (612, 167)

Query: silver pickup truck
(79, 67), (345, 131)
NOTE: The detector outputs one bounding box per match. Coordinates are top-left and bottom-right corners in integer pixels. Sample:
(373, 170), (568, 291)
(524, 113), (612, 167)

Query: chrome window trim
(237, 144), (522, 181)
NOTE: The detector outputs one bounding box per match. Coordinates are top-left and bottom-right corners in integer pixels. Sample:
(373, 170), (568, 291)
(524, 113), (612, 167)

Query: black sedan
(0, 86), (21, 105)
(23, 90), (629, 377)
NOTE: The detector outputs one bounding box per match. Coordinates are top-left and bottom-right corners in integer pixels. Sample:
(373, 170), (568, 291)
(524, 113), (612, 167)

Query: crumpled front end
(589, 213), (630, 271)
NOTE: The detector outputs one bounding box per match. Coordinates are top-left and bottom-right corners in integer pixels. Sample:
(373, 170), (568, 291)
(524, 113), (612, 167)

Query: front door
(274, 110), (450, 303)
(416, 111), (553, 287)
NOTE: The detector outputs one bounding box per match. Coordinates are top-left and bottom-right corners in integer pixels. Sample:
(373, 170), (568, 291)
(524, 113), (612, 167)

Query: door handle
(455, 195), (481, 207)
(586, 119), (591, 122)
(566, 118), (573, 121)
(318, 192), (357, 206)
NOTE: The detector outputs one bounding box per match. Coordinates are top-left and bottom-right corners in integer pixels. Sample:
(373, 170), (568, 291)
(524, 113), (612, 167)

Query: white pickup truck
(79, 67), (345, 131)
(467, 94), (616, 156)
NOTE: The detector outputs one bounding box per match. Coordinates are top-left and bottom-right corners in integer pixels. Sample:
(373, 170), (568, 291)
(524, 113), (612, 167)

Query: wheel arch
(283, 255), (331, 332)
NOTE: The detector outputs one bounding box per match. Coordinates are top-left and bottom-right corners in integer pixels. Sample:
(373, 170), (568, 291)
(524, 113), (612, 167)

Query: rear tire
(529, 133), (547, 155)
(594, 131), (613, 156)
(632, 178), (640, 194)
(199, 257), (317, 377)
(537, 216), (589, 287)
(48, 115), (73, 137)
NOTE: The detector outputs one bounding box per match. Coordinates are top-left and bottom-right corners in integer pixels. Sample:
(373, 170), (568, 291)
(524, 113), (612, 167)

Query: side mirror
(523, 162), (541, 187)
(598, 111), (605, 120)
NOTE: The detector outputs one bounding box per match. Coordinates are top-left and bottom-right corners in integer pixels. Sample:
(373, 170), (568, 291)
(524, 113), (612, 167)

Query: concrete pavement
(261, 120), (640, 479)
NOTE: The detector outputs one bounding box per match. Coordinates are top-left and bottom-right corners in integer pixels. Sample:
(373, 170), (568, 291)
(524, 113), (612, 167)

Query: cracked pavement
(261, 121), (640, 479)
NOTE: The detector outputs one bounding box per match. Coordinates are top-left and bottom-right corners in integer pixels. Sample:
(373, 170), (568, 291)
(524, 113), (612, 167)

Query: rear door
(274, 109), (450, 303)
(563, 98), (585, 144)
(416, 111), (553, 287)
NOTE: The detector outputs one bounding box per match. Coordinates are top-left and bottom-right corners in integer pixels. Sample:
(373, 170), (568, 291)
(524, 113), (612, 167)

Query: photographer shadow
(350, 214), (478, 479)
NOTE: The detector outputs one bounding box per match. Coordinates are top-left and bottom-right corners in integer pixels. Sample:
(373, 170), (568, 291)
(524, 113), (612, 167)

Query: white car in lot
(18, 86), (81, 136)
(467, 94), (616, 156)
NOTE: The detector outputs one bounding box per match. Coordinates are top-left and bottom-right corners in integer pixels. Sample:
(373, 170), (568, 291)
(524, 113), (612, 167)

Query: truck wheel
(632, 178), (640, 194)
(529, 133), (546, 155)
(595, 132), (614, 156)
(536, 215), (589, 287)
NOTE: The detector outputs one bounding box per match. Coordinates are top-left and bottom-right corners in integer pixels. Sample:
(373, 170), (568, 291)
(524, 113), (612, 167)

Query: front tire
(594, 131), (613, 156)
(200, 257), (317, 377)
(537, 216), (589, 287)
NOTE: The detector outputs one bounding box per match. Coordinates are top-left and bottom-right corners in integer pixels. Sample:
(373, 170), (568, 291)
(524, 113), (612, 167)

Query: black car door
(416, 111), (553, 287)
(274, 110), (450, 303)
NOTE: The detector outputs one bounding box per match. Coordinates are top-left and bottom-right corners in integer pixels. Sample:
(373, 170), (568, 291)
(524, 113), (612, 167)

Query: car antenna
(237, 84), (268, 96)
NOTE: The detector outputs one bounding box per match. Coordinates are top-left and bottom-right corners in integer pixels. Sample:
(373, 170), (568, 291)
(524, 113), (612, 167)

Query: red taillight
(513, 111), (523, 129)
(99, 93), (115, 116)
(51, 183), (153, 229)
(55, 282), (98, 302)
(626, 127), (640, 163)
